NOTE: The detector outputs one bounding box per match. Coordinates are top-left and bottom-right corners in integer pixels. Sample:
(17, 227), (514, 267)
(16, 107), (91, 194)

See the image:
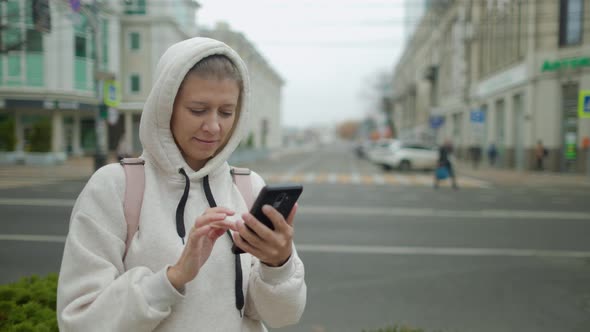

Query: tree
(359, 69), (396, 139)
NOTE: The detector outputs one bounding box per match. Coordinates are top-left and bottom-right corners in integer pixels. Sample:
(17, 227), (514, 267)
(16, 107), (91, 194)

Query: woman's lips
(192, 137), (219, 147)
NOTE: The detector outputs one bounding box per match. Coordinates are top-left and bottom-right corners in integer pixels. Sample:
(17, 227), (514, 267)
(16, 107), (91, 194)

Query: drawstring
(175, 169), (190, 244)
(203, 175), (245, 317)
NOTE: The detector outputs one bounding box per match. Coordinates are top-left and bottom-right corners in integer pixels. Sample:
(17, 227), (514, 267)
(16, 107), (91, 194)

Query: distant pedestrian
(487, 143), (498, 166)
(434, 139), (458, 189)
(535, 140), (547, 171)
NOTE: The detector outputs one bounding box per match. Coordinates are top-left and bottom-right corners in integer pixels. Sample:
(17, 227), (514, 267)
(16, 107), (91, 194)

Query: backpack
(120, 158), (255, 259)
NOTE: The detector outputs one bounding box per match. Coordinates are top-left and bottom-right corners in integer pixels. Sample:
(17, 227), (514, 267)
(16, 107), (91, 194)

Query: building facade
(200, 22), (285, 150)
(392, 0), (590, 173)
(0, 0), (200, 164)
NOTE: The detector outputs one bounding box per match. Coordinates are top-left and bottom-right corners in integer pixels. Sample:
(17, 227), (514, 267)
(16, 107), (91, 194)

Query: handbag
(435, 166), (449, 180)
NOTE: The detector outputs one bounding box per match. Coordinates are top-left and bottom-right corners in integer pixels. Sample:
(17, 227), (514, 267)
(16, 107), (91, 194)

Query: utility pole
(89, 0), (108, 170)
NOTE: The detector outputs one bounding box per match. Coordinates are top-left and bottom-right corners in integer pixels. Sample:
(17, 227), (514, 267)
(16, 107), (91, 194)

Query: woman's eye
(190, 109), (206, 115)
(220, 110), (234, 118)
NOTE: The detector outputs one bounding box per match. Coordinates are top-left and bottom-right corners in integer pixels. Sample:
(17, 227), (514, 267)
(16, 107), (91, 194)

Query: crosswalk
(260, 172), (491, 188)
(0, 168), (491, 190)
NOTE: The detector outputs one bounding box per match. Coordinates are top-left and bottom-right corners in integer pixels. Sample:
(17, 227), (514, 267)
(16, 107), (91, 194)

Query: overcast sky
(197, 0), (408, 129)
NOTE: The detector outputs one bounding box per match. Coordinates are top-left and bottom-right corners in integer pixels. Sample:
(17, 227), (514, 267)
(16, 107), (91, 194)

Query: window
(26, 29), (43, 52)
(125, 0), (146, 15)
(559, 0), (583, 46)
(129, 32), (140, 50)
(130, 74), (140, 93)
(75, 36), (86, 57)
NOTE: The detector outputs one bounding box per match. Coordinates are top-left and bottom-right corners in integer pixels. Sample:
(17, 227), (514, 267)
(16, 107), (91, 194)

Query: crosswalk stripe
(0, 172), (491, 189)
(259, 172), (489, 188)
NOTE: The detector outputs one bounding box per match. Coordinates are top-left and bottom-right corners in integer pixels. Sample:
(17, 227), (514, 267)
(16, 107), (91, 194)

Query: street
(1, 143), (590, 332)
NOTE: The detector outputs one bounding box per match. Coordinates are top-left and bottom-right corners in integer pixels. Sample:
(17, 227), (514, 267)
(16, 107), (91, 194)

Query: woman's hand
(232, 203), (298, 267)
(167, 207), (238, 291)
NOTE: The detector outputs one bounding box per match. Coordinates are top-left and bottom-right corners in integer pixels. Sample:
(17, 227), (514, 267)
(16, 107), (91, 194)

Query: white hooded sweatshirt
(57, 37), (306, 331)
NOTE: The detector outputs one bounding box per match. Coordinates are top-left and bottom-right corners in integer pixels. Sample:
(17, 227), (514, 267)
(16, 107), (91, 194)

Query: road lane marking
(298, 206), (590, 220)
(1, 198), (589, 220)
(296, 244), (590, 258)
(2, 234), (588, 259)
(0, 198), (75, 207)
(0, 234), (66, 243)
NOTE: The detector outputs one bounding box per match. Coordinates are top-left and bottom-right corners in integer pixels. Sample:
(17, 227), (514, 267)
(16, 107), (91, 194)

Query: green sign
(580, 90), (590, 119)
(103, 80), (121, 107)
(541, 57), (590, 72)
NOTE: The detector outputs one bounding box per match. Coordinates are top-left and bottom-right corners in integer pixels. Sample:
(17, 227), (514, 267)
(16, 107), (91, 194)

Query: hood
(139, 37), (250, 179)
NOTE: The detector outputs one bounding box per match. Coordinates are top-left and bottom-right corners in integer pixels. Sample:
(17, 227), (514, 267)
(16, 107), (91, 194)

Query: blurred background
(1, 0), (590, 331)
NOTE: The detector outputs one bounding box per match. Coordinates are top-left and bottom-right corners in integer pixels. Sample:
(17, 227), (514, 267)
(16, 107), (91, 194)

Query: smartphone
(232, 184), (303, 254)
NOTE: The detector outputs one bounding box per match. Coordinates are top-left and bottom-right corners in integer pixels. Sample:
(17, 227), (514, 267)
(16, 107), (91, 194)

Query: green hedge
(0, 274), (58, 332)
(0, 273), (442, 332)
(0, 116), (16, 151)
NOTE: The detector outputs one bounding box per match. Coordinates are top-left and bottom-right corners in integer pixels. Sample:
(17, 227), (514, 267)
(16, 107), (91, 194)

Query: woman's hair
(186, 54), (243, 91)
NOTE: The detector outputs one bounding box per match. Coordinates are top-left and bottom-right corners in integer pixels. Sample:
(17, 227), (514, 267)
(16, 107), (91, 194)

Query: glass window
(26, 29), (43, 52)
(125, 0), (146, 15)
(559, 0), (583, 46)
(3, 28), (23, 51)
(130, 32), (140, 50)
(75, 36), (86, 57)
(130, 74), (140, 93)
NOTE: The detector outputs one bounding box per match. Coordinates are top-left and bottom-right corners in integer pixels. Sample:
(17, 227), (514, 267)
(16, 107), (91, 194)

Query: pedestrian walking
(535, 140), (547, 171)
(434, 139), (458, 189)
(57, 38), (306, 331)
(487, 143), (498, 166)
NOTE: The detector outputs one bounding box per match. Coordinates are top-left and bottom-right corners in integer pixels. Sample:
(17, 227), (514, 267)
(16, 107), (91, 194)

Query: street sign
(470, 109), (485, 123)
(429, 115), (445, 129)
(103, 80), (121, 108)
(579, 90), (590, 119)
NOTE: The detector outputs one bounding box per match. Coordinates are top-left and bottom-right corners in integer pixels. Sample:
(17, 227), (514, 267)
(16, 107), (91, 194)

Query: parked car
(369, 140), (439, 171)
(365, 139), (398, 164)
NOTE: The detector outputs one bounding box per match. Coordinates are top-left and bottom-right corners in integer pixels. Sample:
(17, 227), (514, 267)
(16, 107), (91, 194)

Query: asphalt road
(1, 142), (589, 332)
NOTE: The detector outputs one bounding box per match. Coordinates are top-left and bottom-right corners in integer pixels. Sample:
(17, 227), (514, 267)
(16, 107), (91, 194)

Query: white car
(369, 140), (439, 171)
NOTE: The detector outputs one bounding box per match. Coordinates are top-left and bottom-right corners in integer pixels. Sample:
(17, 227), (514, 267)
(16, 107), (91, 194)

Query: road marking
(2, 234), (588, 259)
(261, 172), (489, 187)
(1, 198), (588, 221)
(0, 234), (66, 243)
(298, 205), (590, 220)
(0, 198), (75, 207)
(297, 244), (590, 258)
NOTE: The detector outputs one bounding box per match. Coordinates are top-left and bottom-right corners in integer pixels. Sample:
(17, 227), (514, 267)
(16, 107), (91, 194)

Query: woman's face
(170, 73), (240, 171)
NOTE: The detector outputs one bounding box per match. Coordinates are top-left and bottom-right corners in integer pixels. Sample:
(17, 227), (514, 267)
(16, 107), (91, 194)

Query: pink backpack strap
(231, 167), (254, 209)
(120, 158), (145, 260)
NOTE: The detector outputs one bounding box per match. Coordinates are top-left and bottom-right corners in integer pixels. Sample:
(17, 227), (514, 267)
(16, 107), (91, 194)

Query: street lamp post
(89, 0), (108, 170)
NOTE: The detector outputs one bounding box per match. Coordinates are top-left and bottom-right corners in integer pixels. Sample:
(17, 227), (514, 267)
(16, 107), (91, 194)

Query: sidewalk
(454, 160), (590, 188)
(0, 156), (112, 181)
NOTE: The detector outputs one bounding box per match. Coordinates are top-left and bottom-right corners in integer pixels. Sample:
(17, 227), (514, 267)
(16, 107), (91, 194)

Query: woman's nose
(202, 113), (221, 134)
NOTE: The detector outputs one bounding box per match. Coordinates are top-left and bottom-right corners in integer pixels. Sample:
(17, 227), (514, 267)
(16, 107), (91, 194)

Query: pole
(91, 0), (107, 170)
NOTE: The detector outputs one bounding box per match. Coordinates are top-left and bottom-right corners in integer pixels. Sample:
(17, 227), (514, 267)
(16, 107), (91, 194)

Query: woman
(57, 37), (306, 331)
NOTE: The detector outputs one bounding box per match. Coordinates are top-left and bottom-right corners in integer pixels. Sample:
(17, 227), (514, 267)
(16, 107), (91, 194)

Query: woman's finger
(236, 219), (265, 249)
(233, 233), (264, 257)
(194, 212), (228, 228)
(262, 205), (289, 232)
(285, 203), (298, 227)
(242, 213), (275, 241)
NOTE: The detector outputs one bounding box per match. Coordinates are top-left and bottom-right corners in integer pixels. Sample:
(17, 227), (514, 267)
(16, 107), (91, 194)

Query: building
(200, 22), (285, 150)
(116, 0), (200, 156)
(391, 0), (590, 173)
(0, 0), (200, 164)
